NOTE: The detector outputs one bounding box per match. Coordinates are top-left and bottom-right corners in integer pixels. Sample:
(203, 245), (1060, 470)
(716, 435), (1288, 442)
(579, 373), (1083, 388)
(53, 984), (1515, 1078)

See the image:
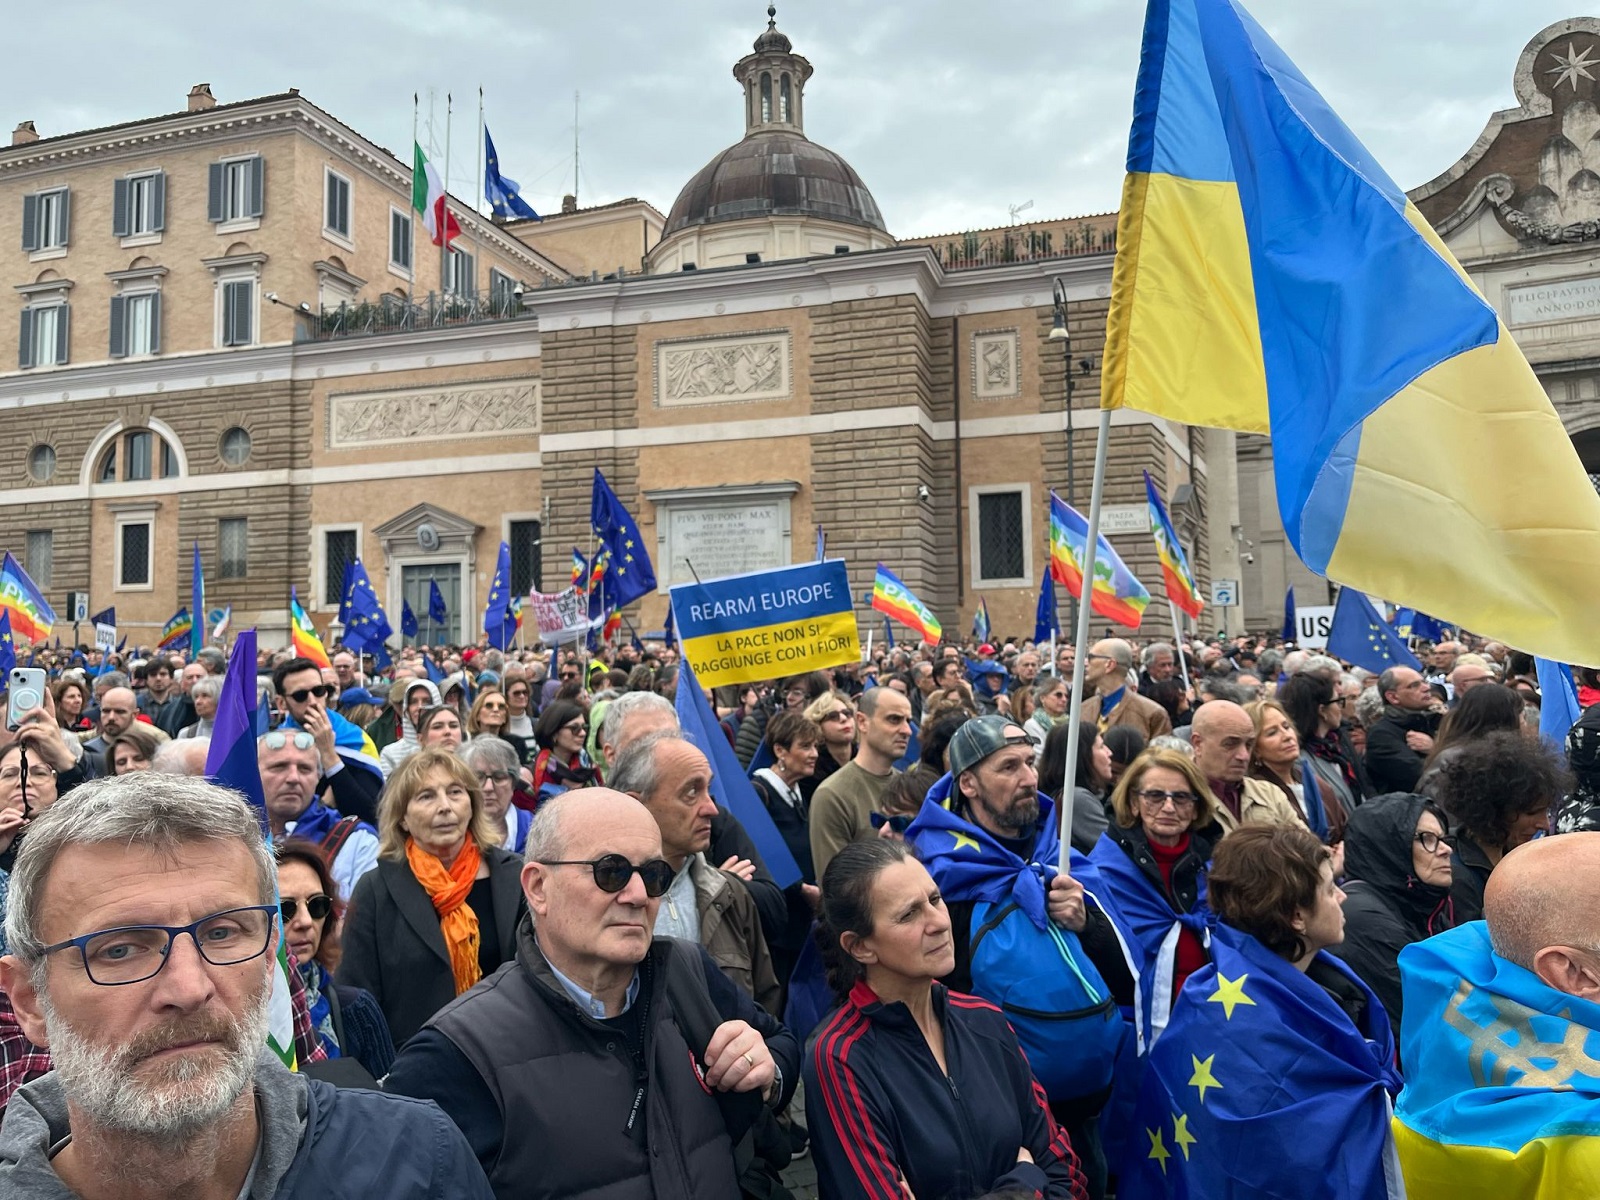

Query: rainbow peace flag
(289, 587), (331, 668)
(872, 564), (942, 645)
(0, 551), (55, 642)
(570, 548), (587, 593)
(1144, 471), (1203, 620)
(509, 595), (524, 634)
(1049, 492), (1149, 630)
(158, 607), (193, 652)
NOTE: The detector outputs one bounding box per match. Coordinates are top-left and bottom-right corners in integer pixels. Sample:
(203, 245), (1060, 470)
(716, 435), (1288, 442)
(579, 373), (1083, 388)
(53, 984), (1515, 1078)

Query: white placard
(1097, 505), (1150, 535)
(1293, 606), (1336, 649)
(664, 503), (786, 586)
(1508, 278), (1600, 327)
(94, 623), (116, 652)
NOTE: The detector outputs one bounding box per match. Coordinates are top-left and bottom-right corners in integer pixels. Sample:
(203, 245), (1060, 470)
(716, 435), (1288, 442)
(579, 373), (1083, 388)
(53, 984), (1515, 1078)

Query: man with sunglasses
(0, 774), (493, 1198)
(271, 658), (383, 826)
(384, 789), (799, 1199)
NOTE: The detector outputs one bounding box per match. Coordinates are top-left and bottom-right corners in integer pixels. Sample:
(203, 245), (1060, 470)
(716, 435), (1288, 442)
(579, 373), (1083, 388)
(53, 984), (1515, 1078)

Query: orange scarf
(405, 835), (484, 995)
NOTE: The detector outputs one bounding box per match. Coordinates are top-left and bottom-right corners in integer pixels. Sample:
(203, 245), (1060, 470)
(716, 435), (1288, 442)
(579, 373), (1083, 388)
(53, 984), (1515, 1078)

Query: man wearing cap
(1079, 638), (1171, 739)
(907, 715), (1132, 1198)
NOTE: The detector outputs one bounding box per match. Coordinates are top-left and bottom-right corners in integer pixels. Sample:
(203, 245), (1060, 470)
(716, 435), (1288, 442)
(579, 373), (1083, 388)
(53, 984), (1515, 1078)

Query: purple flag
(205, 629), (265, 819)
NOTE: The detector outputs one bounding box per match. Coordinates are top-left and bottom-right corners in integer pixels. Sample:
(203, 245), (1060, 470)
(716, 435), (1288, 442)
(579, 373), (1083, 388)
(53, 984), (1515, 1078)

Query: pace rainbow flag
(1049, 492), (1149, 630)
(288, 587), (331, 668)
(1143, 471), (1203, 620)
(0, 551), (55, 643)
(1102, 0), (1600, 665)
(571, 548), (588, 593)
(158, 607), (193, 652)
(871, 564), (941, 645)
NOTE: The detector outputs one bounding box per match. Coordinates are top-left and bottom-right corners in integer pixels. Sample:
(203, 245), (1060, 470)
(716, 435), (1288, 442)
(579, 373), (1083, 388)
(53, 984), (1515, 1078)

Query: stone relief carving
(972, 330), (1021, 399)
(654, 332), (790, 407)
(328, 380), (540, 448)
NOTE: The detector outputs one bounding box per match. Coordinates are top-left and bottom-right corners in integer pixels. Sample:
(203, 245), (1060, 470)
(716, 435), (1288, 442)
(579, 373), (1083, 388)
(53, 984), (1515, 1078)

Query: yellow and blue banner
(1103, 0), (1600, 665)
(670, 560), (859, 689)
(1395, 921), (1600, 1196)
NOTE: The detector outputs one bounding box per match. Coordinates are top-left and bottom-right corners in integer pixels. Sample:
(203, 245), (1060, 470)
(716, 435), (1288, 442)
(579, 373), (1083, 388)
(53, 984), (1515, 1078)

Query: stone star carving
(1549, 42), (1599, 92)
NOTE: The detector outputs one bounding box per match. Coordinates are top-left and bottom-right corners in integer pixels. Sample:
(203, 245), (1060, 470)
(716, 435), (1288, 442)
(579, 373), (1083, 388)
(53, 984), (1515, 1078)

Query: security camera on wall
(1242, 552), (1255, 564)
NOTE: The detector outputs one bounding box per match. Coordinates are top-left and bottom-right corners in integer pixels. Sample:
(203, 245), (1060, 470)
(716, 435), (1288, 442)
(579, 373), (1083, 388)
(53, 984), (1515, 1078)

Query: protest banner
(528, 586), (592, 646)
(670, 560), (859, 689)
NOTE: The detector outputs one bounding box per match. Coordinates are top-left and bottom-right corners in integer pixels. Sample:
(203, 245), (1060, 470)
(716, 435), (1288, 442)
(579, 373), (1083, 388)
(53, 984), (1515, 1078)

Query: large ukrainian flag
(1104, 0), (1600, 664)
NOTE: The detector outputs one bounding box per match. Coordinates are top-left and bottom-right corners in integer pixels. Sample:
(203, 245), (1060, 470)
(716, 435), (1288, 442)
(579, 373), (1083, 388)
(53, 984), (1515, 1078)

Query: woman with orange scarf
(339, 747), (527, 1046)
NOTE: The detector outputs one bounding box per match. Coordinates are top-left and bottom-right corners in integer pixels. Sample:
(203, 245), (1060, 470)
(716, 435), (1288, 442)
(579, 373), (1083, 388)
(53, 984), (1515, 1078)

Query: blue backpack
(966, 899), (1124, 1102)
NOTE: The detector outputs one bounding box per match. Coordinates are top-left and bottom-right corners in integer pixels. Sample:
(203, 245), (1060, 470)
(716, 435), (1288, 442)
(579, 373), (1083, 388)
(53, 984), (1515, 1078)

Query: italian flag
(413, 141), (462, 247)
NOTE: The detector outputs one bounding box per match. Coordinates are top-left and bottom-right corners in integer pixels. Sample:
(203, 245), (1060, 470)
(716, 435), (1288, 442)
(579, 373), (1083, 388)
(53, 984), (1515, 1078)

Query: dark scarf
(532, 747), (599, 795)
(1306, 728), (1359, 793)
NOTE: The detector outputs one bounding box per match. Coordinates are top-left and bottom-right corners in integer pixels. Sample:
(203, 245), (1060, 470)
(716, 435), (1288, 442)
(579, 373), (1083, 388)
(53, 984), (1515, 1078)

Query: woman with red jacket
(804, 838), (1087, 1200)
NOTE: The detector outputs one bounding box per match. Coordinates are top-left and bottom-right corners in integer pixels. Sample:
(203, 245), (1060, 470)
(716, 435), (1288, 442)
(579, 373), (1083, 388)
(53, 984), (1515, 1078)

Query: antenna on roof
(1009, 200), (1034, 225)
(573, 90), (580, 208)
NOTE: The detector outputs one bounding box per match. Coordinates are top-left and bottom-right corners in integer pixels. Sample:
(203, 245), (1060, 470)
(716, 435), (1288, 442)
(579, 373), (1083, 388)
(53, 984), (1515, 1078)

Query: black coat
(1328, 793), (1453, 1030)
(1364, 708), (1442, 796)
(337, 848), (526, 1048)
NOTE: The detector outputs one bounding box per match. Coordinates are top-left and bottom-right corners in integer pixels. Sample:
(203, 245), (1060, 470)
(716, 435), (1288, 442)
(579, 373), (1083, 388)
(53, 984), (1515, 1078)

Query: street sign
(1097, 505), (1149, 535)
(1211, 579), (1239, 608)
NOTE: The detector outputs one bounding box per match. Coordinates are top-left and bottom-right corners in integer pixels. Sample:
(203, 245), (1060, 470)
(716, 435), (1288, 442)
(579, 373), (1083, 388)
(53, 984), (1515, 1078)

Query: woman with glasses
(1328, 793), (1454, 1029)
(803, 692), (856, 805)
(460, 738), (534, 853)
(277, 838), (396, 1078)
(1037, 721), (1114, 854)
(1025, 677), (1073, 758)
(1087, 748), (1219, 1039)
(467, 688), (530, 765)
(530, 699), (597, 801)
(501, 673), (536, 741)
(338, 748), (527, 1046)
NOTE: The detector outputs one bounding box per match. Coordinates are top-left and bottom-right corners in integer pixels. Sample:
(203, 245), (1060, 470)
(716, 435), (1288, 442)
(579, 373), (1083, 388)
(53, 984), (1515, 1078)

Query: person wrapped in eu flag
(1394, 833), (1600, 1197)
(1120, 825), (1403, 1199)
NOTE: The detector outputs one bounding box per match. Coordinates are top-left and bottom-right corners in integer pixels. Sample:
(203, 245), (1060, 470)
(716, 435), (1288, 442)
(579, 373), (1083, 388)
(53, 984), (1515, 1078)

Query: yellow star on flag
(1188, 1053), (1222, 1104)
(1207, 972), (1256, 1019)
(1172, 1112), (1197, 1160)
(950, 831), (980, 852)
(1147, 1127), (1170, 1174)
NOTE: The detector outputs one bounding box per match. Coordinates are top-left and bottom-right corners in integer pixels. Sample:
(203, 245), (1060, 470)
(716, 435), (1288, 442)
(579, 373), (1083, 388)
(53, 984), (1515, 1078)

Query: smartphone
(7, 667), (47, 731)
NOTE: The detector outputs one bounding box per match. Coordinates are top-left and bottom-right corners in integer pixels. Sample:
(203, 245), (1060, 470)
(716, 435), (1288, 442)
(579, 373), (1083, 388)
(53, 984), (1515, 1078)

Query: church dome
(662, 130), (887, 237)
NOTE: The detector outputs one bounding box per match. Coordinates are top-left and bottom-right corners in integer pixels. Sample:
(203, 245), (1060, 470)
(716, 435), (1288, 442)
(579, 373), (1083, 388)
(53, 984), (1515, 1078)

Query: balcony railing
(928, 223), (1117, 271)
(301, 290), (530, 342)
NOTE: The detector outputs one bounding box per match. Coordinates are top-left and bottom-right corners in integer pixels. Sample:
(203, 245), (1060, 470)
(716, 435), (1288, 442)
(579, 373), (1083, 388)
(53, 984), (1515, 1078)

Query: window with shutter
(109, 294), (127, 357)
(123, 293), (156, 356)
(208, 162), (225, 223)
(31, 190), (68, 251)
(55, 303), (69, 366)
(222, 280), (253, 347)
(18, 308), (33, 369)
(113, 178), (130, 238)
(248, 156), (264, 218)
(324, 170), (351, 238)
(390, 208), (413, 273)
(509, 520), (542, 595)
(150, 171), (166, 232)
(21, 194), (38, 252)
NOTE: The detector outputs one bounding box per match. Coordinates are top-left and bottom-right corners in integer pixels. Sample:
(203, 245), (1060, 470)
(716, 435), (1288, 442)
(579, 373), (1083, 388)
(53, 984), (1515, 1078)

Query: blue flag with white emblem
(1326, 587), (1421, 674)
(592, 468), (658, 608)
(1120, 924), (1401, 1197)
(483, 124), (540, 221)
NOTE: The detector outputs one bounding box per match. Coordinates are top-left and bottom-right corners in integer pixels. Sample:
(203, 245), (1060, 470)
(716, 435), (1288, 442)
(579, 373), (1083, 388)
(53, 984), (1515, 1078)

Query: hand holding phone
(7, 668), (47, 732)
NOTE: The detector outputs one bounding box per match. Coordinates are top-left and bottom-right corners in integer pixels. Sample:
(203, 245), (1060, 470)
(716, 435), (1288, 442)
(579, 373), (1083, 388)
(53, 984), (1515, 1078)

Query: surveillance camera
(264, 291), (278, 303)
(916, 484), (931, 501)
(1242, 552), (1255, 564)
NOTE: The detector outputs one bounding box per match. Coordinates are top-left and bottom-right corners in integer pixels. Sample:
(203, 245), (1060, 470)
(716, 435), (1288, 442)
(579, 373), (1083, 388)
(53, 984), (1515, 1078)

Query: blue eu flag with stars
(483, 541), (518, 651)
(483, 125), (540, 221)
(342, 559), (393, 656)
(591, 469), (658, 609)
(1326, 587), (1421, 673)
(401, 599), (419, 639)
(428, 579), (449, 628)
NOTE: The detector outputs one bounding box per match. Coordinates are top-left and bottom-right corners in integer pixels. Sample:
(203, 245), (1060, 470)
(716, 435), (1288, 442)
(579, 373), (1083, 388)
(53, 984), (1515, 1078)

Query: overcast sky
(3, 1), (1582, 237)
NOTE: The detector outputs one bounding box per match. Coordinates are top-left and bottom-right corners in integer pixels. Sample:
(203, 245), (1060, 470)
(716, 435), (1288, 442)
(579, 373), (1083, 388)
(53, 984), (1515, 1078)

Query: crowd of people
(0, 626), (1596, 1198)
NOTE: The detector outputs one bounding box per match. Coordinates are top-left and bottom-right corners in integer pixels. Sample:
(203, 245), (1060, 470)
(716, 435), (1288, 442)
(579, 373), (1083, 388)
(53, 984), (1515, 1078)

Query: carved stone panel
(327, 379), (540, 449)
(972, 329), (1021, 399)
(653, 331), (791, 408)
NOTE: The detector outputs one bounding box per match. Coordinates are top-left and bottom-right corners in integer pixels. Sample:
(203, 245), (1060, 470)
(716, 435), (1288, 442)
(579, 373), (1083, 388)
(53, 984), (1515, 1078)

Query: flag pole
(1169, 598), (1194, 700)
(442, 92), (452, 297)
(477, 87), (486, 219)
(409, 93), (418, 310)
(1057, 407), (1113, 873)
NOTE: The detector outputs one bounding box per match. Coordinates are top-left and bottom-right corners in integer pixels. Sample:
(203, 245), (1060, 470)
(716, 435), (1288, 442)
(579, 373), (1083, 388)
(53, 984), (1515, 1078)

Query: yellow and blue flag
(1103, 0), (1600, 665)
(1123, 923), (1403, 1197)
(1395, 921), (1600, 1197)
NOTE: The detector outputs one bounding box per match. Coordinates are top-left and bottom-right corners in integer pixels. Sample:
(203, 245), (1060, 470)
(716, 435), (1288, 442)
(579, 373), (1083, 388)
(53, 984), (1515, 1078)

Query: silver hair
(5, 774), (276, 964)
(93, 671), (129, 694)
(601, 690), (677, 753)
(460, 736), (520, 774)
(1146, 735), (1195, 758)
(1303, 655), (1343, 681)
(1140, 642), (1175, 668)
(1354, 687), (1386, 729)
(151, 738), (212, 776)
(607, 728), (687, 800)
(189, 675), (224, 703)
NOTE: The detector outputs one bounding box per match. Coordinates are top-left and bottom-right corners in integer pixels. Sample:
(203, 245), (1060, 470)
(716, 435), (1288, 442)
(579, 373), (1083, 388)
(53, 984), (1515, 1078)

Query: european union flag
(1121, 924), (1400, 1197)
(1281, 585), (1296, 644)
(483, 541), (518, 651)
(401, 598), (419, 639)
(342, 559), (393, 655)
(483, 124), (540, 221)
(1035, 570), (1058, 646)
(0, 610), (14, 676)
(336, 560), (357, 629)
(1325, 587), (1421, 673)
(592, 468), (657, 608)
(423, 654), (445, 685)
(1536, 658), (1582, 748)
(1394, 608), (1449, 643)
(428, 578), (448, 628)
(89, 607), (115, 629)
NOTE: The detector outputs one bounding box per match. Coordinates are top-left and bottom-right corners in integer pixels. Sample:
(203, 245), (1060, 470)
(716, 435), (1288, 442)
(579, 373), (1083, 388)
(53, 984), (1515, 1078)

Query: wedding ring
(742, 1051), (755, 1068)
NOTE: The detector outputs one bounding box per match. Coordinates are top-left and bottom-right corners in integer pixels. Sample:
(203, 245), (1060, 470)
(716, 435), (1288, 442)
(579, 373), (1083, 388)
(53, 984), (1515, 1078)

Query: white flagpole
(478, 87), (486, 218)
(409, 93), (418, 310)
(441, 93), (452, 295)
(1170, 599), (1194, 700)
(1058, 408), (1113, 873)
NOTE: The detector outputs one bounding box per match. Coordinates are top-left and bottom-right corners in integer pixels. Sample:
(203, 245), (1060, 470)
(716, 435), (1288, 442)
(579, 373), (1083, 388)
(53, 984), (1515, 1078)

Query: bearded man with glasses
(385, 788), (799, 1200)
(0, 774), (492, 1198)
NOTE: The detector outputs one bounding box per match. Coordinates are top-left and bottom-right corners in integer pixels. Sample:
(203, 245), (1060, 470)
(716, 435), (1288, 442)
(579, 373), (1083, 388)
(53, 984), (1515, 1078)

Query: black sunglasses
(536, 853), (676, 897)
(286, 685), (334, 703)
(281, 895), (334, 922)
(870, 812), (914, 833)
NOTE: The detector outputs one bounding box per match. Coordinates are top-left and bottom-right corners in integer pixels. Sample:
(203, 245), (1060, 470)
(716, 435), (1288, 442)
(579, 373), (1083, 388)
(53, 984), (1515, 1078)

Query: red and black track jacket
(803, 980), (1087, 1200)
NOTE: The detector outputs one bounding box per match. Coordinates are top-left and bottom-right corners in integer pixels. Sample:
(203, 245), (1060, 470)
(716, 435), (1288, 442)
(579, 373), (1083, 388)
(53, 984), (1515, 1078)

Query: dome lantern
(734, 5), (813, 135)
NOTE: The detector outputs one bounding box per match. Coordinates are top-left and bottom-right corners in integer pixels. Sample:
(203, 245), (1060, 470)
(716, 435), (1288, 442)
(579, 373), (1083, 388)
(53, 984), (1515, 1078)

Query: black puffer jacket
(1328, 793), (1453, 1029)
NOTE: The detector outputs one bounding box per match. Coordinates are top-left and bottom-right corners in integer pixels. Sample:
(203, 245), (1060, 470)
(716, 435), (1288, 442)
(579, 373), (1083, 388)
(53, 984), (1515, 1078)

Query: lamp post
(1050, 278), (1077, 635)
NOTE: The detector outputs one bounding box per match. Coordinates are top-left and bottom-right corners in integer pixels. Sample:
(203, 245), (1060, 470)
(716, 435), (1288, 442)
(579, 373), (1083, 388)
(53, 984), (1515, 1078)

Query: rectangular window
(324, 169), (351, 239)
(118, 521), (152, 589)
(323, 529), (357, 607)
(489, 268), (517, 313)
(209, 156), (264, 223)
(976, 490), (1026, 582)
(25, 531), (52, 590)
(114, 172), (165, 238)
(509, 519), (541, 596)
(390, 208), (412, 273)
(222, 279), (254, 347)
(160, 439), (178, 479)
(32, 188), (69, 250)
(219, 518), (249, 579)
(19, 303), (68, 369)
(125, 431), (152, 482)
(446, 246), (476, 296)
(111, 292), (160, 358)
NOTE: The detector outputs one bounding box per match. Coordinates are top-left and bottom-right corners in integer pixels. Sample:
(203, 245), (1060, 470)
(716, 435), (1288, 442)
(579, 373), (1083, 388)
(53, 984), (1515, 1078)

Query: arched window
(780, 75), (792, 122)
(760, 73), (772, 123)
(93, 429), (179, 483)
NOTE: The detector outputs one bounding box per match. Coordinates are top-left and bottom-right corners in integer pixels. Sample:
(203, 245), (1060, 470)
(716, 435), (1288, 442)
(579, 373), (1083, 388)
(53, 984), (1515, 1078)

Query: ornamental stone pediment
(325, 378), (540, 449)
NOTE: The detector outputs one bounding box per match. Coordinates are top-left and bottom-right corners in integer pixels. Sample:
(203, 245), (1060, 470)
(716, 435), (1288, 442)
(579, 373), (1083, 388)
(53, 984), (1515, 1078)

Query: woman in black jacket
(1328, 792), (1454, 1029)
(805, 839), (1087, 1200)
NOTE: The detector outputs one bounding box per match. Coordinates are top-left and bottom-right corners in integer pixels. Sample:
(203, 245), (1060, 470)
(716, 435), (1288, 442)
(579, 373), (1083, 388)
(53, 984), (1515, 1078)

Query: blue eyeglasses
(41, 905), (278, 986)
